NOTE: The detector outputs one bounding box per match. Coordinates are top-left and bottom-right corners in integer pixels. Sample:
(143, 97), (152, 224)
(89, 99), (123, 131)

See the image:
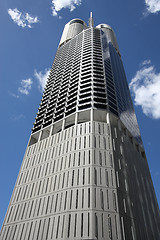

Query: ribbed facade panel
(1, 122), (125, 240)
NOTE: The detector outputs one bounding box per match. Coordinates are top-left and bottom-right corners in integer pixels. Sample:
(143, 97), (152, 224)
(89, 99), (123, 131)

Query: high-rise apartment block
(1, 15), (160, 240)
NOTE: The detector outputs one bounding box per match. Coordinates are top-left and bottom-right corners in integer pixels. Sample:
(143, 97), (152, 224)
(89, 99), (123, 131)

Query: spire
(89, 12), (94, 27)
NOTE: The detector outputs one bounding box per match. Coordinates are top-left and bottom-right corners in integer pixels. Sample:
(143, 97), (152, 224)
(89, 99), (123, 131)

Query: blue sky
(0, 0), (160, 228)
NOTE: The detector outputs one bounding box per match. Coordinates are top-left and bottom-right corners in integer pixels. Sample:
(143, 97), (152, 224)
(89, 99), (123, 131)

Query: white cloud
(10, 114), (25, 121)
(9, 91), (20, 98)
(144, 0), (160, 14)
(34, 69), (50, 92)
(141, 59), (151, 66)
(129, 60), (160, 119)
(51, 0), (82, 16)
(18, 78), (32, 95)
(155, 171), (160, 176)
(8, 8), (39, 28)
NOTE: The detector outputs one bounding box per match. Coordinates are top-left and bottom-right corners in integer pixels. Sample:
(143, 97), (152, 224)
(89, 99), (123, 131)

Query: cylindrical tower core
(96, 23), (120, 55)
(59, 19), (87, 47)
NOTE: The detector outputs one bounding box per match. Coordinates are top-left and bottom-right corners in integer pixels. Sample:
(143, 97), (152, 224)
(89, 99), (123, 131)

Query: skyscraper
(1, 14), (160, 240)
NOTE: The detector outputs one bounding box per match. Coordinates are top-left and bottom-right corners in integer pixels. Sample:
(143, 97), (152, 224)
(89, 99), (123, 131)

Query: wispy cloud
(8, 8), (39, 28)
(10, 78), (32, 98)
(154, 172), (160, 176)
(150, 169), (160, 177)
(51, 0), (82, 16)
(34, 69), (50, 92)
(9, 91), (20, 98)
(18, 78), (32, 95)
(129, 60), (160, 119)
(144, 0), (160, 14)
(10, 114), (25, 121)
(141, 59), (151, 66)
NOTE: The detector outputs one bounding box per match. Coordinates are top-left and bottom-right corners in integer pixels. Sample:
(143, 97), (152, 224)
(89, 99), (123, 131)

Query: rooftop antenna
(89, 12), (94, 27)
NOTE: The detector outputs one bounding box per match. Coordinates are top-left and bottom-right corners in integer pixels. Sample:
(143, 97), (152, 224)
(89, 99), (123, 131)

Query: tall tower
(1, 16), (160, 240)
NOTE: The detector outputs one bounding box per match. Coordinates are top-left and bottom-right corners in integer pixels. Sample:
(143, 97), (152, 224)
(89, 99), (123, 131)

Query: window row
(2, 212), (131, 240)
(17, 159), (116, 191)
(28, 121), (111, 157)
(9, 187), (119, 224)
(23, 148), (113, 180)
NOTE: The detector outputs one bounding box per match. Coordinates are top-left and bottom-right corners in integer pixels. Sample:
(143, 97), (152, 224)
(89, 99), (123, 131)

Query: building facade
(1, 15), (160, 240)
